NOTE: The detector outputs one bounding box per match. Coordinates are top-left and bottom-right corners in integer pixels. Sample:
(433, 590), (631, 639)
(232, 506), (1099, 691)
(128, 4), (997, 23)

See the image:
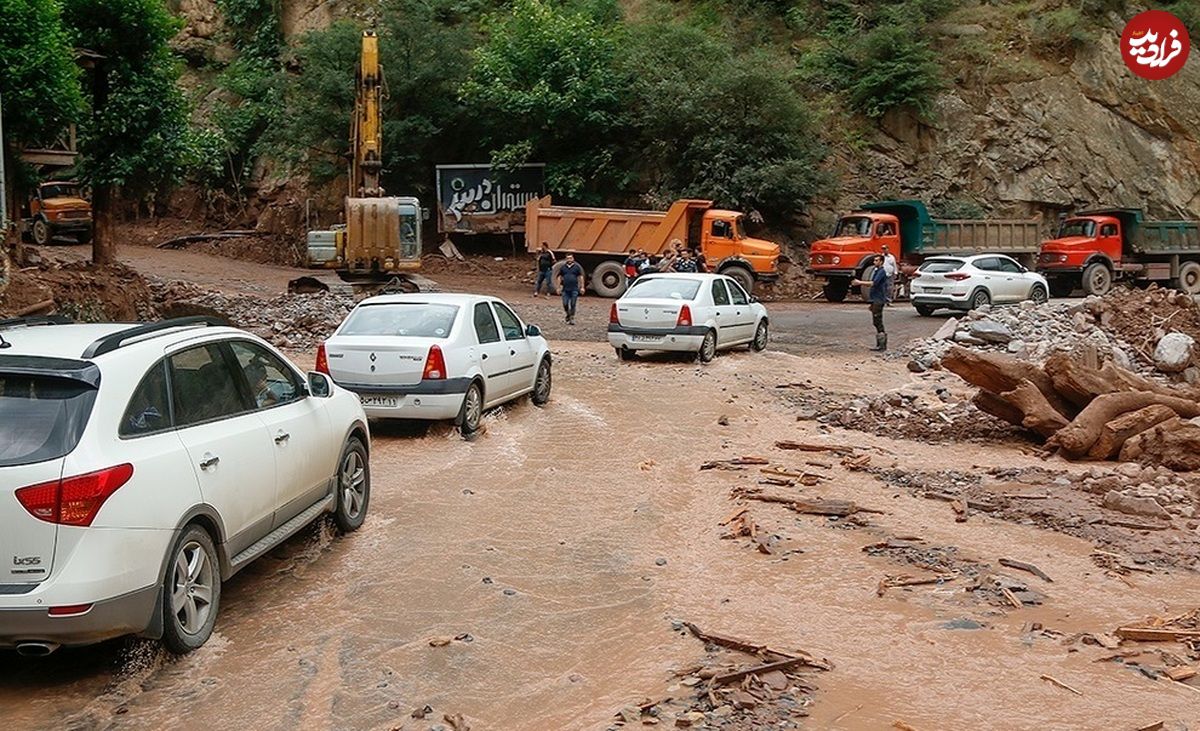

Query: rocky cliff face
(830, 27), (1200, 223)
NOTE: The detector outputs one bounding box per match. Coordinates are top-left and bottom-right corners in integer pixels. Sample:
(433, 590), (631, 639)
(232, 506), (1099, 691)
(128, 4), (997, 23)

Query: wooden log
(972, 390), (1026, 428)
(1115, 627), (1200, 642)
(711, 655), (828, 685)
(1051, 393), (1200, 458)
(14, 298), (56, 317)
(1045, 352), (1200, 405)
(1119, 421), (1200, 471)
(1002, 379), (1070, 438)
(941, 347), (1073, 419)
(998, 557), (1053, 583)
(1087, 404), (1178, 461)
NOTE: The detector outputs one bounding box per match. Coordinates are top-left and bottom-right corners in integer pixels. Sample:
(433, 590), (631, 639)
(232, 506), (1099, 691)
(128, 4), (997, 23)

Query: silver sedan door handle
(199, 453), (220, 470)
(274, 431), (290, 445)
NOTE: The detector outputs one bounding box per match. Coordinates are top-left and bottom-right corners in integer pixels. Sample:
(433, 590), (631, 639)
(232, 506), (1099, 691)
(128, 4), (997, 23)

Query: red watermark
(1122, 10), (1190, 80)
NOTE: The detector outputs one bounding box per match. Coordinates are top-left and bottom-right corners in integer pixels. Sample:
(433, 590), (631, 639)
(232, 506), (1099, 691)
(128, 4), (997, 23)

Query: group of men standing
(851, 244), (898, 352)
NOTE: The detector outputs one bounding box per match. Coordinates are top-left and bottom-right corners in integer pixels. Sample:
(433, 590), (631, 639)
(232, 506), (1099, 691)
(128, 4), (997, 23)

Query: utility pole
(0, 91), (7, 233)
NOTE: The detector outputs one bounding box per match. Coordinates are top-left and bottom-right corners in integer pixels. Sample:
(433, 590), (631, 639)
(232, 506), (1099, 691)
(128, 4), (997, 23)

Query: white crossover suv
(608, 273), (770, 362)
(0, 316), (369, 655)
(910, 254), (1050, 315)
(320, 293), (552, 438)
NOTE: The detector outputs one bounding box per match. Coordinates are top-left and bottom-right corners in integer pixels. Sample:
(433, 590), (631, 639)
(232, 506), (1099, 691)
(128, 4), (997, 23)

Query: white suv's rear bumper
(0, 527), (173, 647)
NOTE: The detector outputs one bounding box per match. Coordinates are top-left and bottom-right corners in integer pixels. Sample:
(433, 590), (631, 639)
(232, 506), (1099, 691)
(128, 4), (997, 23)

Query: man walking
(533, 242), (556, 297)
(852, 254), (889, 351)
(556, 254), (585, 325)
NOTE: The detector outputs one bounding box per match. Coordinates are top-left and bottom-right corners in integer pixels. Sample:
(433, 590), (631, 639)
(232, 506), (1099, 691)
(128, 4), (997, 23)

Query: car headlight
(832, 256), (841, 265)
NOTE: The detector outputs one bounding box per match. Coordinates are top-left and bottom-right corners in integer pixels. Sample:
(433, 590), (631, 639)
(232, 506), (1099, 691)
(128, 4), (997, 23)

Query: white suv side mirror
(308, 371), (333, 398)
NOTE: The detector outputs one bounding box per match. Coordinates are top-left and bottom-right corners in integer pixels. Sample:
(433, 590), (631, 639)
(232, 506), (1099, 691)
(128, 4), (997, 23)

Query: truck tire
(721, 265), (754, 294)
(1175, 261), (1200, 295)
(1082, 262), (1112, 296)
(76, 229), (92, 245)
(32, 218), (51, 246)
(858, 265), (877, 301)
(1048, 278), (1074, 298)
(591, 261), (627, 298)
(822, 277), (850, 303)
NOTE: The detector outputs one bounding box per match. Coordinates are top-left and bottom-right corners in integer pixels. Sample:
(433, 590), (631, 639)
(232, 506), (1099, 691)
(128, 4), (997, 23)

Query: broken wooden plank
(951, 499), (968, 523)
(1164, 666), (1197, 682)
(1115, 627), (1200, 642)
(682, 623), (796, 659)
(999, 558), (1054, 583)
(710, 656), (823, 685)
(1000, 586), (1024, 609)
(1039, 674), (1083, 695)
(718, 507), (748, 526)
(774, 440), (854, 455)
(1092, 518), (1171, 531)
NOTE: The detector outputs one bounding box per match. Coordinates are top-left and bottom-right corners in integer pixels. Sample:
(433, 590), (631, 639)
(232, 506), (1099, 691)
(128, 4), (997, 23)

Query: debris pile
(905, 286), (1200, 380)
(610, 623), (829, 729)
(150, 278), (356, 351)
(941, 345), (1200, 469)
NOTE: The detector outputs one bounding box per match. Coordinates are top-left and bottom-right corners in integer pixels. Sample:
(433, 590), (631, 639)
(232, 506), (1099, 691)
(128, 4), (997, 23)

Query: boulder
(1153, 332), (1195, 373)
(1102, 490), (1171, 520)
(933, 317), (959, 341)
(968, 319), (1014, 344)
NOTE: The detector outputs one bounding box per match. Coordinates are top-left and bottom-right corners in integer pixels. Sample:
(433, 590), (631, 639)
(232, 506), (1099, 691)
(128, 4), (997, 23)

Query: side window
(120, 361), (172, 437)
(473, 302), (501, 344)
(712, 220), (732, 239)
(876, 222), (894, 236)
(998, 258), (1022, 273)
(169, 344), (250, 427)
(974, 258), (998, 272)
(1101, 224), (1117, 237)
(492, 302), (525, 340)
(711, 280), (731, 306)
(228, 341), (301, 409)
(727, 279), (749, 305)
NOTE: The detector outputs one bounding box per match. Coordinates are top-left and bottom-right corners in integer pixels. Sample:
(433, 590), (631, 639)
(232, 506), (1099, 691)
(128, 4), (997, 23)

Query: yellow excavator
(305, 30), (424, 286)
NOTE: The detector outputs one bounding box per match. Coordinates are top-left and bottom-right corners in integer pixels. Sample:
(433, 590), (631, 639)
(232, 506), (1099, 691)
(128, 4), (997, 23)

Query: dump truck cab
(699, 209), (781, 287)
(24, 181), (93, 246)
(1038, 212), (1125, 273)
(808, 211), (903, 301)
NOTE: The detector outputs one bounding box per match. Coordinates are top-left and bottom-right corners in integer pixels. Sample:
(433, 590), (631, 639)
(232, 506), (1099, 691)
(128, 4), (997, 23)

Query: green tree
(460, 0), (629, 200)
(622, 22), (826, 216)
(0, 0), (82, 145)
(62, 0), (192, 264)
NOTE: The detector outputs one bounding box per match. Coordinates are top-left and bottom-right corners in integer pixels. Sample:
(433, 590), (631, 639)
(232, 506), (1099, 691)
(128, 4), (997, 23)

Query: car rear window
(920, 259), (965, 273)
(0, 375), (98, 466)
(626, 278), (701, 300)
(340, 303), (459, 338)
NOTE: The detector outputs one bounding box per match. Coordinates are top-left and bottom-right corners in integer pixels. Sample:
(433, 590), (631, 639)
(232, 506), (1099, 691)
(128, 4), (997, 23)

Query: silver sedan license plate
(631, 334), (662, 343)
(359, 394), (398, 408)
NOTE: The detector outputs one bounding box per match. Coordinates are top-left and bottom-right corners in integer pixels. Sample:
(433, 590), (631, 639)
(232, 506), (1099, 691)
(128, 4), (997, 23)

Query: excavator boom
(351, 30), (384, 197)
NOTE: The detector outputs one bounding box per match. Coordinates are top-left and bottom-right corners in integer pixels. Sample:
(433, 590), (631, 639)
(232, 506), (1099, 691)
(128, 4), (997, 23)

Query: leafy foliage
(0, 0), (83, 145)
(62, 0), (192, 196)
(459, 0), (629, 200)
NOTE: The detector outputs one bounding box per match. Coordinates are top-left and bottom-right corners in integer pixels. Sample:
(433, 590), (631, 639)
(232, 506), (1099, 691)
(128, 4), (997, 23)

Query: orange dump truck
(808, 200), (1042, 301)
(524, 196), (782, 297)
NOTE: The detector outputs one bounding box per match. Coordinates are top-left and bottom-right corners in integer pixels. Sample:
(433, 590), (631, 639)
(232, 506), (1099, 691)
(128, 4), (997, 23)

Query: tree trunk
(942, 347), (1074, 420)
(1003, 379), (1070, 439)
(972, 390), (1026, 429)
(1087, 404), (1178, 461)
(91, 184), (116, 265)
(1051, 392), (1200, 458)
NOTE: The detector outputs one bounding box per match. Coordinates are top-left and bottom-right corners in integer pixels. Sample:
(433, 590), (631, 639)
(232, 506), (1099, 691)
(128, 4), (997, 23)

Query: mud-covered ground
(2, 242), (1198, 730)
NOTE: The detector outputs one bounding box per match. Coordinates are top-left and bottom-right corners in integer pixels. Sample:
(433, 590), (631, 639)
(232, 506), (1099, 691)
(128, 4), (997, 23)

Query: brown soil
(1090, 285), (1200, 363)
(0, 261), (154, 321)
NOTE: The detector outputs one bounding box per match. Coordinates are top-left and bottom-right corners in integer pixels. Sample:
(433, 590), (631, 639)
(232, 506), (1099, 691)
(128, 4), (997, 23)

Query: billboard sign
(435, 163), (546, 234)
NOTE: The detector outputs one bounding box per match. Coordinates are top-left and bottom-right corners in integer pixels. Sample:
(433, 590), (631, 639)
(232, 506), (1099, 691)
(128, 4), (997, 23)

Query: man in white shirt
(881, 244), (898, 302)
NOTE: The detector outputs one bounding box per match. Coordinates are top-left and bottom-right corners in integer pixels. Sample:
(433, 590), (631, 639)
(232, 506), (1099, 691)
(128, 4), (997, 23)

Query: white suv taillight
(15, 464), (134, 526)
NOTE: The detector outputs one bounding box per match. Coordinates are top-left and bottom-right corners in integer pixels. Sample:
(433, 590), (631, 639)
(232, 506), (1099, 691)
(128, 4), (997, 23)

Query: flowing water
(1, 345), (1197, 730)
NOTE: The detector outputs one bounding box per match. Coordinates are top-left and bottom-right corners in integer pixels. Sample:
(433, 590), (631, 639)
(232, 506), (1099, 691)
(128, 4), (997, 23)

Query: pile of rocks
(816, 386), (1025, 443)
(905, 287), (1199, 381)
(150, 278), (357, 351)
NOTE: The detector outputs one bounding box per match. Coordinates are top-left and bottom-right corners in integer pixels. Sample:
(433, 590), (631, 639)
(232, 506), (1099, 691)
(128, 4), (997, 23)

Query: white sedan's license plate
(631, 334), (662, 343)
(359, 394), (398, 408)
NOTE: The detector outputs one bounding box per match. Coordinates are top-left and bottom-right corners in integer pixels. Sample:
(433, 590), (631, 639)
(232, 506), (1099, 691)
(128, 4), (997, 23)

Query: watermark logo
(1122, 10), (1190, 80)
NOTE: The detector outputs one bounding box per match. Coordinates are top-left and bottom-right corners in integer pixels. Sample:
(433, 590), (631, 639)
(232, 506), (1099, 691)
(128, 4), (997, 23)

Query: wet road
(2, 344), (1198, 730)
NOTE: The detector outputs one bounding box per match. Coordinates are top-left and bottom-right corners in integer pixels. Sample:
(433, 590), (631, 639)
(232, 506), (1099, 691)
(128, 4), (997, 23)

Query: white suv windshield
(627, 278), (701, 300)
(341, 303), (459, 338)
(0, 374), (98, 466)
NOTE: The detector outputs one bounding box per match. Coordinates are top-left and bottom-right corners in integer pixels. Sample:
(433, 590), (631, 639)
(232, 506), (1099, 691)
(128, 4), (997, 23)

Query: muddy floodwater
(2, 344), (1199, 730)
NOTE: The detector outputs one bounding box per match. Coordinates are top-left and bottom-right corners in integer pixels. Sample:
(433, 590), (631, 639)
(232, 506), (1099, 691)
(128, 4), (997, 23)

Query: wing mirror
(525, 324), (542, 337)
(307, 371), (333, 398)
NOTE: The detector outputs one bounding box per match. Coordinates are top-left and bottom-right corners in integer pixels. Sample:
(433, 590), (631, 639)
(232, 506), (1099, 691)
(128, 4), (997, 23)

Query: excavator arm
(351, 30), (384, 197)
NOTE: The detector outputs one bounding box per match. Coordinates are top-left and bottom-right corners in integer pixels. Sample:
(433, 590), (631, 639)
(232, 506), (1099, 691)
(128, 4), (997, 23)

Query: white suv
(0, 316), (369, 655)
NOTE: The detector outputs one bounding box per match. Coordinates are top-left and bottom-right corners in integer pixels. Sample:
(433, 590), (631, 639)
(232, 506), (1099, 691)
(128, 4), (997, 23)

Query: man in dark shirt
(556, 254), (586, 325)
(533, 242), (556, 297)
(674, 248), (699, 273)
(852, 254), (889, 351)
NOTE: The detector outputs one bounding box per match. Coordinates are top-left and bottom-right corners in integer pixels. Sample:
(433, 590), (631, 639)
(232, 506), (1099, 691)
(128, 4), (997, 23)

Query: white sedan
(319, 294), (552, 437)
(910, 254), (1050, 316)
(607, 273), (769, 362)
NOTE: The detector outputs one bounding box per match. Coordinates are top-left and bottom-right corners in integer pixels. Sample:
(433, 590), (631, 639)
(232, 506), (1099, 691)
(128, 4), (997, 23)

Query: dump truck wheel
(722, 265), (754, 294)
(591, 261), (627, 298)
(76, 229), (92, 245)
(32, 219), (51, 246)
(1175, 261), (1200, 295)
(822, 278), (850, 303)
(1082, 262), (1112, 296)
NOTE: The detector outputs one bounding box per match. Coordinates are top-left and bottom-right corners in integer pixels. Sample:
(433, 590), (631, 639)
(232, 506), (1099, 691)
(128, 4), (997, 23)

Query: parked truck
(1036, 208), (1200, 297)
(808, 200), (1043, 302)
(524, 196), (782, 297)
(21, 181), (92, 245)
